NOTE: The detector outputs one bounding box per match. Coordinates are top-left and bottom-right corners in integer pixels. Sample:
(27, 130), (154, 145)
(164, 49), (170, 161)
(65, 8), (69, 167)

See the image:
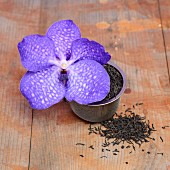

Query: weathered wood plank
(28, 0), (170, 170)
(0, 1), (41, 169)
(159, 0), (170, 82)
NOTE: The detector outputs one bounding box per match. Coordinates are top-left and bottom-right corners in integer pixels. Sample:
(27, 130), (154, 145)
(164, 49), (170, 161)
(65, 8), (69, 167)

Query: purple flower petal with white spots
(70, 38), (111, 64)
(18, 35), (57, 72)
(20, 66), (65, 110)
(46, 20), (81, 60)
(65, 59), (110, 104)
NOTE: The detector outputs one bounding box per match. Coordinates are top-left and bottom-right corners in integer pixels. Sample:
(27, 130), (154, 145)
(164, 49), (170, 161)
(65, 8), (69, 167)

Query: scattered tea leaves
(125, 108), (131, 112)
(76, 143), (85, 146)
(121, 145), (125, 149)
(100, 156), (107, 158)
(112, 149), (119, 152)
(136, 102), (143, 106)
(76, 103), (166, 160)
(89, 112), (156, 149)
(162, 126), (169, 129)
(89, 145), (94, 149)
(160, 136), (164, 142)
(152, 124), (155, 129)
(132, 145), (136, 151)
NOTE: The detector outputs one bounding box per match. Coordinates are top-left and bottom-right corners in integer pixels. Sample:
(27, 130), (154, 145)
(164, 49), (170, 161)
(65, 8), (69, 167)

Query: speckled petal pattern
(66, 60), (110, 104)
(46, 20), (81, 60)
(20, 66), (65, 110)
(70, 38), (111, 64)
(18, 34), (56, 72)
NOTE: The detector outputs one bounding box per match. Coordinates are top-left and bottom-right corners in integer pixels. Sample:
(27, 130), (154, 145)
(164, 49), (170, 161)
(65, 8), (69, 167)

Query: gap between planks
(157, 0), (170, 83)
(28, 110), (34, 170)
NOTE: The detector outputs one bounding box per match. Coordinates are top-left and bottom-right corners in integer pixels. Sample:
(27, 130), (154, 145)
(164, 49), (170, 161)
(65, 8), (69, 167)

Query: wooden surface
(0, 0), (170, 170)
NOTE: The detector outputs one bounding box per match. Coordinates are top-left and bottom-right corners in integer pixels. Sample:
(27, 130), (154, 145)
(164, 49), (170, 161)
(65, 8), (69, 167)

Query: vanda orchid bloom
(18, 20), (111, 110)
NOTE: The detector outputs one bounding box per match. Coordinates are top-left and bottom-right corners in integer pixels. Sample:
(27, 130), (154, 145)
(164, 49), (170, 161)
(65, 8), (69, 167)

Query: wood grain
(28, 0), (170, 170)
(0, 0), (40, 169)
(0, 0), (170, 170)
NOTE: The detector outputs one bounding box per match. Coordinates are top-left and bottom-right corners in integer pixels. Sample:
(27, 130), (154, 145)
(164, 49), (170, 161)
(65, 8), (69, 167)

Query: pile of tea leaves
(88, 106), (156, 149)
(76, 103), (167, 160)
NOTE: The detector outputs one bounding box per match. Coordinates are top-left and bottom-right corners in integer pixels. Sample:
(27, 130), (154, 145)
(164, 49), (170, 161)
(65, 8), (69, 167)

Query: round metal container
(69, 61), (126, 122)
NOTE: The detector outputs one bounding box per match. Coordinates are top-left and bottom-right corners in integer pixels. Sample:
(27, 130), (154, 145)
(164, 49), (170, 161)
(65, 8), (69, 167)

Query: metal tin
(69, 61), (126, 122)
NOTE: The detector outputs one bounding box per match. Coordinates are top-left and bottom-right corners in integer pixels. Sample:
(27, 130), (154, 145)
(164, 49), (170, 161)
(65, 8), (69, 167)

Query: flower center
(49, 58), (76, 70)
(61, 63), (67, 69)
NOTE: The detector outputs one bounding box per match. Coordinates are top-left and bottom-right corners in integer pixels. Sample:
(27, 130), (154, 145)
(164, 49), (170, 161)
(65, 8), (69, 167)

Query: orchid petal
(65, 60), (110, 104)
(70, 38), (111, 64)
(20, 66), (65, 110)
(18, 35), (57, 72)
(46, 20), (81, 60)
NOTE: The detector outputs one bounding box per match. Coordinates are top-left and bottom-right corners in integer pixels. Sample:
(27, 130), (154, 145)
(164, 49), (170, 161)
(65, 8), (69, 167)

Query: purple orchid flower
(18, 20), (111, 110)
